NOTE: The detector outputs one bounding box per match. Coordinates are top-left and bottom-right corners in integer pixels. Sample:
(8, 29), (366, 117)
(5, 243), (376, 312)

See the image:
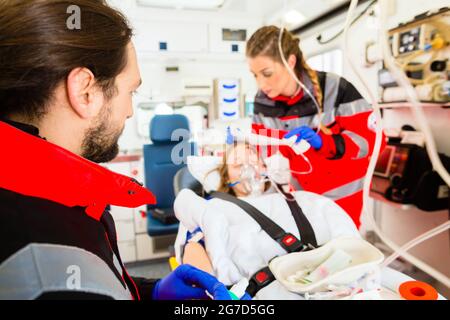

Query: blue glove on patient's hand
(284, 125), (323, 150)
(152, 264), (231, 300)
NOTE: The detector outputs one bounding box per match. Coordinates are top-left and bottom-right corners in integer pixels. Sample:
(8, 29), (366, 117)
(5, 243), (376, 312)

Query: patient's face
(226, 144), (266, 197)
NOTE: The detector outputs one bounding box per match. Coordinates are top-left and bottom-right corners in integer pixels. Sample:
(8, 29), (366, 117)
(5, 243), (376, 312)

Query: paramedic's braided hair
(246, 26), (323, 111)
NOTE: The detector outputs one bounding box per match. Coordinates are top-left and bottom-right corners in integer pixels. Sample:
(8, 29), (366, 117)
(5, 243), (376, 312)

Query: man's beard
(81, 105), (124, 163)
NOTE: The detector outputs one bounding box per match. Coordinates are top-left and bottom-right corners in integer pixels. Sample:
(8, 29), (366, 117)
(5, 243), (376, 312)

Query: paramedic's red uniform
(252, 71), (385, 228)
(0, 119), (157, 299)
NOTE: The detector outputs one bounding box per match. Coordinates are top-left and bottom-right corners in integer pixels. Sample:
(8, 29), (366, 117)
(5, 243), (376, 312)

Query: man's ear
(66, 67), (104, 119)
(287, 54), (297, 70)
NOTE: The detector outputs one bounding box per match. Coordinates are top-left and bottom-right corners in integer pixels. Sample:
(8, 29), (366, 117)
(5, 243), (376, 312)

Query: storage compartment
(208, 24), (257, 54)
(134, 205), (148, 234)
(136, 234), (175, 261)
(118, 241), (137, 264)
(110, 206), (134, 221)
(152, 233), (177, 253)
(115, 220), (136, 242)
(136, 234), (153, 261)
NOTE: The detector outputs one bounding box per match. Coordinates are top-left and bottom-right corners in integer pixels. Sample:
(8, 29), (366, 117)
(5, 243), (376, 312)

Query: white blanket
(174, 189), (361, 299)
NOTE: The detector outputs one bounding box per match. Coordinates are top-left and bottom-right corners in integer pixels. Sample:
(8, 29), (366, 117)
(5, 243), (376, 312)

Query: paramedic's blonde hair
(246, 25), (323, 111)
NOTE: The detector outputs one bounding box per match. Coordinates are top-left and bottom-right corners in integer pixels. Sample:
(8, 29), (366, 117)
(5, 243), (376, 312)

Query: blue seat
(143, 114), (197, 236)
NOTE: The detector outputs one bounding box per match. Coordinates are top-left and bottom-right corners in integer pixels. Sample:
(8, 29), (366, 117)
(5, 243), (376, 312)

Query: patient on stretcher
(174, 143), (360, 299)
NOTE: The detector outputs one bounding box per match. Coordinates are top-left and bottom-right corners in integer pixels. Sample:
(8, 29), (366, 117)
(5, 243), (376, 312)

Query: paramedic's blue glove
(152, 264), (231, 300)
(284, 126), (322, 150)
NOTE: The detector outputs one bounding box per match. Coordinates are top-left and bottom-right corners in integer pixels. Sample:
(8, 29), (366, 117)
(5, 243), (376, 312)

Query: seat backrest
(143, 114), (196, 209)
(173, 167), (204, 197)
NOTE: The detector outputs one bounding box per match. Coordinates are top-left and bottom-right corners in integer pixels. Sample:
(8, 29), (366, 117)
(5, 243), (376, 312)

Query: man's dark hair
(0, 0), (133, 120)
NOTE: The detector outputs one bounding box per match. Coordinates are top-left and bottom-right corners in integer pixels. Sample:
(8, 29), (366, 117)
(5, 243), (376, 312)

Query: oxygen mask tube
(227, 126), (314, 177)
(227, 163), (271, 198)
(226, 126), (313, 200)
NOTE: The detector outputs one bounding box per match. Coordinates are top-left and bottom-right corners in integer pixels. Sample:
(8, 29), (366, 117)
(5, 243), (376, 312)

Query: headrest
(187, 156), (222, 193)
(150, 114), (190, 143)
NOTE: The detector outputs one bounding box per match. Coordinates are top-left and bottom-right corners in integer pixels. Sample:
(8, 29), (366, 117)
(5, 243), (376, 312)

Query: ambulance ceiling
(135, 0), (349, 26)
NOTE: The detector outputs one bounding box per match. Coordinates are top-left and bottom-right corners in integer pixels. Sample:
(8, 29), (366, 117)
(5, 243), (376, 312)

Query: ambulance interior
(103, 0), (450, 299)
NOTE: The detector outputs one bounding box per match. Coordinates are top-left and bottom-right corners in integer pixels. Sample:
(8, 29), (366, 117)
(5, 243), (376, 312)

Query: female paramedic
(246, 25), (382, 228)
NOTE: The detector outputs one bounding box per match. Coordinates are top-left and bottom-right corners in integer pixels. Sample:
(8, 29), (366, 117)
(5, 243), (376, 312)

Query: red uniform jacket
(252, 71), (386, 228)
(0, 119), (157, 299)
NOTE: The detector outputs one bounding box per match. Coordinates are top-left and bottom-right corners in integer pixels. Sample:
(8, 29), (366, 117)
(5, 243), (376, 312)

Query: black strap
(210, 191), (317, 252)
(210, 190), (318, 297)
(275, 185), (318, 248)
(246, 267), (276, 297)
(210, 191), (286, 244)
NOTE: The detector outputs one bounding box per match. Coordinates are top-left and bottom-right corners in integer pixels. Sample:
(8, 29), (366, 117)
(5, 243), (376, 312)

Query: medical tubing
(379, 0), (450, 287)
(277, 25), (323, 134)
(343, 0), (450, 287)
(382, 221), (450, 269)
(316, 0), (377, 45)
(379, 1), (450, 187)
(275, 2), (320, 172)
(238, 130), (314, 175)
(288, 151), (313, 175)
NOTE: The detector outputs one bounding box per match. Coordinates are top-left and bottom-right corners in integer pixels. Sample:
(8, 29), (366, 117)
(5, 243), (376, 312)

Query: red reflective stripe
(0, 121), (156, 220)
(279, 115), (299, 121)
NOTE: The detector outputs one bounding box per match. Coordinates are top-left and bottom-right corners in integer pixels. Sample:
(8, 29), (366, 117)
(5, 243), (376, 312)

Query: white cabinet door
(118, 241), (137, 264)
(130, 160), (145, 185)
(129, 160), (148, 234)
(136, 234), (154, 261)
(110, 206), (134, 221)
(134, 20), (208, 53)
(105, 161), (130, 176)
(115, 220), (136, 242)
(134, 205), (148, 234)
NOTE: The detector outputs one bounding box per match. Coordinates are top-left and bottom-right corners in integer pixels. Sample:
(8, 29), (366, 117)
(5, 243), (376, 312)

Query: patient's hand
(183, 242), (214, 275)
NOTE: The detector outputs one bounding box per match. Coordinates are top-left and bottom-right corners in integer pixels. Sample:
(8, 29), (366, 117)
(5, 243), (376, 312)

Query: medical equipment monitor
(374, 145), (395, 177)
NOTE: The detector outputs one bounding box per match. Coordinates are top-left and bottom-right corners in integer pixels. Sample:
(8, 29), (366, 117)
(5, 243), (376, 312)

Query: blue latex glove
(152, 264), (231, 300)
(284, 125), (323, 150)
(240, 292), (252, 300)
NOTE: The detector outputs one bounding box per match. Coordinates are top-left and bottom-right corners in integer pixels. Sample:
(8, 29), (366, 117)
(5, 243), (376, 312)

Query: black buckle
(247, 267), (275, 297)
(276, 233), (304, 253)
